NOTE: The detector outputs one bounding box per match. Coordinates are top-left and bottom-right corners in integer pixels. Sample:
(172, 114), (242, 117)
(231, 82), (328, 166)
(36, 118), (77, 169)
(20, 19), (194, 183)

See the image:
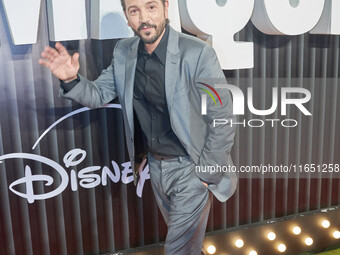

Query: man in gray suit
(39, 0), (237, 254)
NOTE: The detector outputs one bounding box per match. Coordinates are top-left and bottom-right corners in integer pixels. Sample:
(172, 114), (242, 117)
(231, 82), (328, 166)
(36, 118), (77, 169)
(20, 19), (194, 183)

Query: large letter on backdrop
(310, 0), (340, 34)
(252, 0), (325, 35)
(91, 0), (133, 39)
(179, 0), (254, 70)
(1, 0), (41, 45)
(46, 0), (87, 41)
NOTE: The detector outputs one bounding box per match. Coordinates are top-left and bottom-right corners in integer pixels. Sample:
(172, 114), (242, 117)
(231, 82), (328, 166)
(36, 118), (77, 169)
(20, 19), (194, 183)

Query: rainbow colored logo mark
(197, 82), (223, 106)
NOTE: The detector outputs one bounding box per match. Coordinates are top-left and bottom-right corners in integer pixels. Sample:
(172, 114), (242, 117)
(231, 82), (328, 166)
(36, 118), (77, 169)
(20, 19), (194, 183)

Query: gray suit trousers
(148, 154), (212, 255)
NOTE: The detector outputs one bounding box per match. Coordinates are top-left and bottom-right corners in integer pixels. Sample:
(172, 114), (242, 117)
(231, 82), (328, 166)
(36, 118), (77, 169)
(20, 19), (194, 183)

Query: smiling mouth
(138, 23), (157, 32)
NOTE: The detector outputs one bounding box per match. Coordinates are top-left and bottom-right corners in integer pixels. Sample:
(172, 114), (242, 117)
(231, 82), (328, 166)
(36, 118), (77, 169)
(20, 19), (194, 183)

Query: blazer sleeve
(59, 41), (120, 108)
(194, 44), (236, 184)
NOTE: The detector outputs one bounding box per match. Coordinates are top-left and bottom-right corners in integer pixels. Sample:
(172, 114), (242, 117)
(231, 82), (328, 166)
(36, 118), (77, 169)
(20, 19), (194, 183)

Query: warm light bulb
(207, 245), (216, 254)
(267, 232), (276, 241)
(278, 243), (286, 252)
(235, 239), (244, 248)
(292, 226), (301, 235)
(249, 250), (257, 255)
(322, 220), (330, 228)
(305, 237), (313, 246)
(333, 231), (340, 239)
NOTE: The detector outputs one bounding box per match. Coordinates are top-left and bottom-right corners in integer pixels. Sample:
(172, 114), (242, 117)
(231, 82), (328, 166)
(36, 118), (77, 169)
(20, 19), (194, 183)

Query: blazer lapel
(165, 27), (180, 114)
(124, 38), (139, 135)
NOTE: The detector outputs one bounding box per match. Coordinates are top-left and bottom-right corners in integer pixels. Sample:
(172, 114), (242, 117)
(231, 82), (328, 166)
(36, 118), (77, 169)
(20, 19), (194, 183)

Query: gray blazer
(60, 26), (238, 202)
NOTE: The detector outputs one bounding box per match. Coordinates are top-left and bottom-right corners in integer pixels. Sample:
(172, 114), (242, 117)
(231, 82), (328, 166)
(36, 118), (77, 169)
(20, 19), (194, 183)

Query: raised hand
(39, 42), (80, 82)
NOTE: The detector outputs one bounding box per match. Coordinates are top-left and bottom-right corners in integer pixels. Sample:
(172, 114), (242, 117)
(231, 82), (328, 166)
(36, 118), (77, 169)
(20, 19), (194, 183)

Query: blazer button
(131, 138), (134, 143)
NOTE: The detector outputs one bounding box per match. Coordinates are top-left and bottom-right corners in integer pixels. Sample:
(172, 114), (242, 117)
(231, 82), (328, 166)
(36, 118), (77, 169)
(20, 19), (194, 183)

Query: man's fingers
(55, 42), (68, 55)
(45, 46), (59, 58)
(38, 58), (46, 66)
(201, 181), (208, 187)
(38, 58), (51, 69)
(40, 51), (50, 60)
(40, 43), (69, 63)
(72, 52), (79, 64)
(41, 48), (57, 61)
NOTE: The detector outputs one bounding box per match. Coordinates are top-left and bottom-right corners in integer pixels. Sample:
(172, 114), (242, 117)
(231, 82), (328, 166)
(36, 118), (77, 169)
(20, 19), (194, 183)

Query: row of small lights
(206, 219), (340, 255)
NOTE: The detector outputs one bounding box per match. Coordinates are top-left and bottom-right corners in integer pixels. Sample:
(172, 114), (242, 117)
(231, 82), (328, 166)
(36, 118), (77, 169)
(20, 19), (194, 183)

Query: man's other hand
(39, 42), (80, 83)
(201, 181), (208, 188)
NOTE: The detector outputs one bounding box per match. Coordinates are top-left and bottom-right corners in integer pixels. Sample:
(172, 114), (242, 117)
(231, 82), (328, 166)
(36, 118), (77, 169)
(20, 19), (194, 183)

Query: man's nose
(139, 9), (150, 23)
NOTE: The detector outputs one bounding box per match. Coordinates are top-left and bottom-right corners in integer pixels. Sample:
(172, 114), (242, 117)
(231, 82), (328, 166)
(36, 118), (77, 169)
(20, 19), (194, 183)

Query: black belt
(150, 153), (178, 161)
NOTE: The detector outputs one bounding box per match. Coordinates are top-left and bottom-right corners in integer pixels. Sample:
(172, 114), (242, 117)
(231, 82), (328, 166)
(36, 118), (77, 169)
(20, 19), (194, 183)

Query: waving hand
(39, 42), (79, 82)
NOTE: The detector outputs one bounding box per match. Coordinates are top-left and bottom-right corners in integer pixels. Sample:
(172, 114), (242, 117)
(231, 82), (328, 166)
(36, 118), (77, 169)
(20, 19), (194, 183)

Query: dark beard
(134, 19), (166, 44)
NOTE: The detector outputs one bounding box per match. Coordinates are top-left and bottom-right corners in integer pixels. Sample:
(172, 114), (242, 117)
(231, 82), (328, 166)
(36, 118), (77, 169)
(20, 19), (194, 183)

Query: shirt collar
(138, 24), (169, 65)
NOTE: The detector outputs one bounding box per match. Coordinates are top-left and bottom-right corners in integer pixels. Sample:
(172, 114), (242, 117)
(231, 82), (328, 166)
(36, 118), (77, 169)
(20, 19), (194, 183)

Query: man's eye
(130, 9), (138, 14)
(149, 5), (155, 10)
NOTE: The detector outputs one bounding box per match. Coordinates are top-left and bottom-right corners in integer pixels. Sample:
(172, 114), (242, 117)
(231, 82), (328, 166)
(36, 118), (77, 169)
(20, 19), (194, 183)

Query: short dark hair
(121, 0), (167, 11)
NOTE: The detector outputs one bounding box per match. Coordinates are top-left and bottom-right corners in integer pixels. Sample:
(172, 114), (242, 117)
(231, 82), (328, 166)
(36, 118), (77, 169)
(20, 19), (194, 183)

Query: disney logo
(0, 148), (150, 204)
